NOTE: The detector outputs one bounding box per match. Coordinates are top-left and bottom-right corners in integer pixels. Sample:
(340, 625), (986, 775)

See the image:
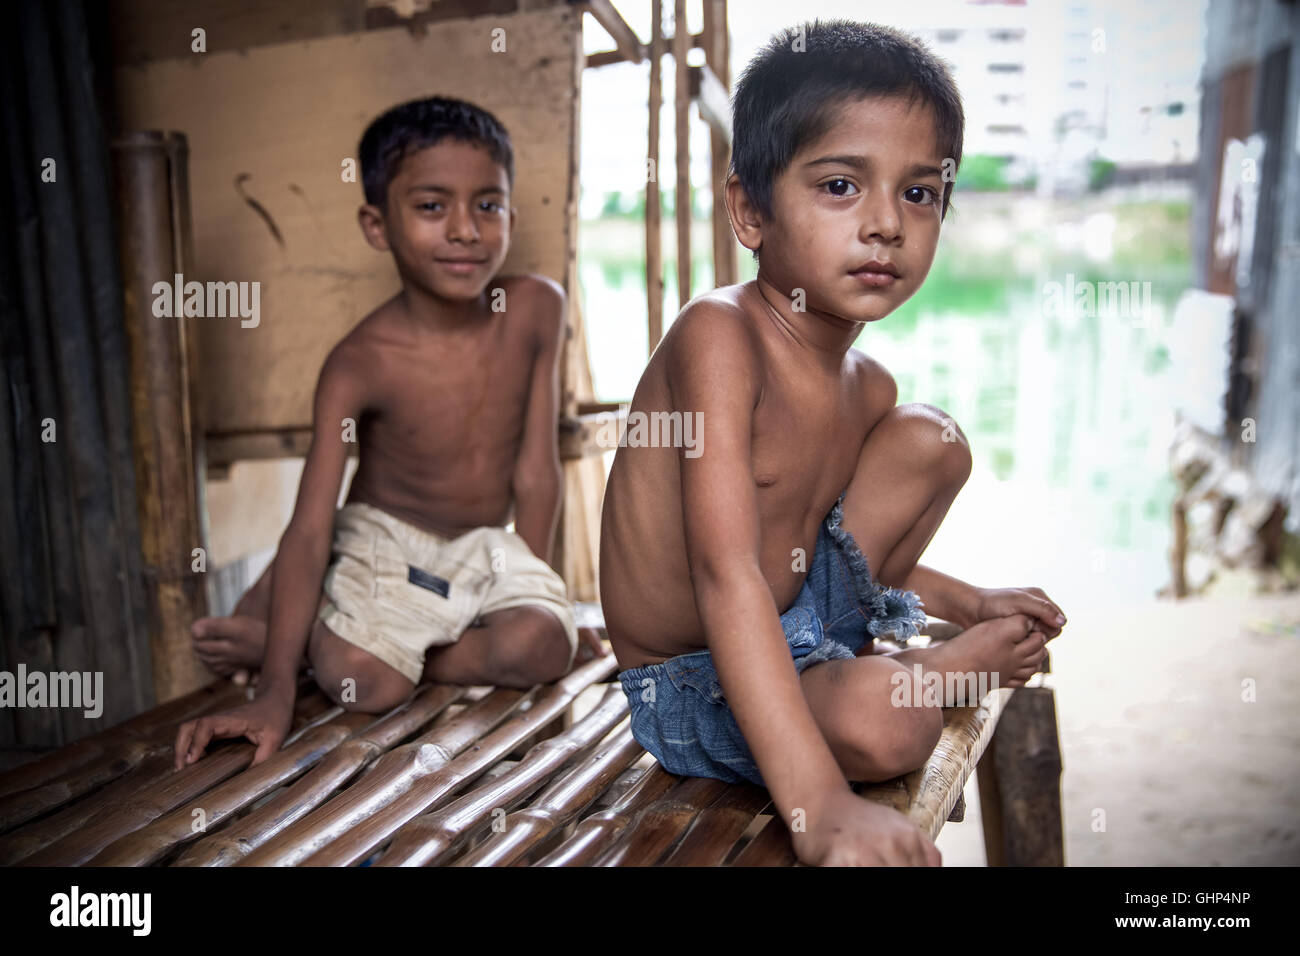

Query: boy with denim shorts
(599, 21), (1067, 866)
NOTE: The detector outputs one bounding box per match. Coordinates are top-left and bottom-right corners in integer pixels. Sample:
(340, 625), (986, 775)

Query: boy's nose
(859, 191), (902, 243)
(445, 205), (480, 242)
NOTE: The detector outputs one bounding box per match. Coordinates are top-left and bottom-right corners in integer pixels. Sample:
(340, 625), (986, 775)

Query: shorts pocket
(373, 548), (488, 639)
(663, 653), (726, 705)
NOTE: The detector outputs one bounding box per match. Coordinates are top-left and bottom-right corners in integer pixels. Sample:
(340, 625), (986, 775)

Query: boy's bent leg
(841, 403), (972, 587)
(799, 655), (943, 783)
(421, 606), (573, 689)
(308, 616), (416, 713)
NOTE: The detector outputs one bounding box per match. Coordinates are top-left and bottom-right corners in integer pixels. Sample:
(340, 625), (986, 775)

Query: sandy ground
(934, 593), (1300, 866)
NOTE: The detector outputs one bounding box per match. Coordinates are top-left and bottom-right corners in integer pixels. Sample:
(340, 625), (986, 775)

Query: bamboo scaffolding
(376, 686), (630, 866)
(534, 764), (677, 866)
(298, 655), (617, 866)
(175, 683), (466, 866)
(453, 724), (645, 867)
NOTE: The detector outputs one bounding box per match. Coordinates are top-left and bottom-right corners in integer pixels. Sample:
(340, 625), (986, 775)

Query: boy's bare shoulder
(659, 284), (764, 379)
(493, 273), (566, 343)
(846, 347), (899, 422)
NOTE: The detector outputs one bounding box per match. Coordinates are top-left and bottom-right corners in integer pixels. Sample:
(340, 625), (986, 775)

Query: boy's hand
(974, 587), (1066, 639)
(173, 694), (294, 771)
(793, 789), (941, 866)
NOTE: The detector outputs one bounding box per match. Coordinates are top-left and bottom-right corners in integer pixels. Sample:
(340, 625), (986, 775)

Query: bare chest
(364, 335), (535, 462)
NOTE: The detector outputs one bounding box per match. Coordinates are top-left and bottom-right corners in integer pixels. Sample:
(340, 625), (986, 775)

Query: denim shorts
(617, 497), (927, 786)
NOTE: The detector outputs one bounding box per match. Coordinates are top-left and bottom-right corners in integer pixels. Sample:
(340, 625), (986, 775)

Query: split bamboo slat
(0, 629), (1031, 865)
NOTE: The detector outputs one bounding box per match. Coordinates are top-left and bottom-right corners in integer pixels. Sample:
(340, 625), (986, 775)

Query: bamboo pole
(673, 0), (691, 310)
(453, 724), (645, 867)
(88, 710), (374, 866)
(0, 678), (257, 829)
(113, 131), (209, 703)
(591, 774), (728, 866)
(646, 0), (664, 349)
(728, 814), (796, 866)
(16, 690), (335, 866)
(702, 0), (735, 288)
(236, 688), (532, 866)
(297, 656), (616, 866)
(376, 686), (629, 866)
(533, 764), (677, 866)
(175, 684), (465, 866)
(660, 783), (769, 866)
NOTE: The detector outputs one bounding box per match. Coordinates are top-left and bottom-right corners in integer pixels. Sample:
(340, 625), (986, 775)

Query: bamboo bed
(0, 613), (1061, 867)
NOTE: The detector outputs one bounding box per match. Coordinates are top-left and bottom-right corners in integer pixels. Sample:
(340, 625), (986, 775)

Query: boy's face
(735, 94), (947, 324)
(359, 139), (514, 302)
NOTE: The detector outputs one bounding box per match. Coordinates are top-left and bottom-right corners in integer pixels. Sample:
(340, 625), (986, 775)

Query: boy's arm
(175, 345), (365, 768)
(510, 279), (565, 567)
(257, 345), (367, 697)
(896, 565), (982, 628)
(666, 309), (851, 823)
(893, 564), (1065, 638)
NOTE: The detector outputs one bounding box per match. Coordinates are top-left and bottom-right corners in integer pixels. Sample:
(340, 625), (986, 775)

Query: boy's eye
(417, 202), (443, 212)
(823, 178), (858, 197)
(903, 186), (938, 205)
(480, 201), (502, 212)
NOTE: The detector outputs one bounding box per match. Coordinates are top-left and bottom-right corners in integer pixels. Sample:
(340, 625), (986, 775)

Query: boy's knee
(836, 658), (944, 781)
(888, 403), (972, 484)
(489, 609), (573, 687)
(844, 703), (943, 782)
(310, 627), (412, 713)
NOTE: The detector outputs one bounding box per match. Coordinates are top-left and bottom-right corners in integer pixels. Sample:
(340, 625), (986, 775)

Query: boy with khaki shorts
(176, 97), (597, 770)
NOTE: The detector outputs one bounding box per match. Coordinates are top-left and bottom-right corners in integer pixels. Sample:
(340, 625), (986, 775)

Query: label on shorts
(408, 565), (451, 598)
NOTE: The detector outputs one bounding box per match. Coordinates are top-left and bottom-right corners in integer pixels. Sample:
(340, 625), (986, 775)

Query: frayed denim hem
(824, 496), (928, 641)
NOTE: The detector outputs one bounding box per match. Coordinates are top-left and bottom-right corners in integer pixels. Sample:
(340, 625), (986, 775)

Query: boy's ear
(358, 203), (391, 252)
(723, 174), (762, 258)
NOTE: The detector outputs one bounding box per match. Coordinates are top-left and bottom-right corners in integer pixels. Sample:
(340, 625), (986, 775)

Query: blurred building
(1192, 0), (1300, 533)
(908, 0), (1203, 190)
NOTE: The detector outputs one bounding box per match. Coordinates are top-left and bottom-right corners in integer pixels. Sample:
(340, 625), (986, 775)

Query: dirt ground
(935, 593), (1300, 866)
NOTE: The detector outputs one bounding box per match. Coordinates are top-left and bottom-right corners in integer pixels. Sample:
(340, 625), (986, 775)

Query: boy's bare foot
(572, 626), (609, 666)
(890, 615), (1046, 705)
(191, 615), (268, 683)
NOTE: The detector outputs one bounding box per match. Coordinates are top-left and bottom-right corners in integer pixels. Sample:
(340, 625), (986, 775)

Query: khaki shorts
(319, 502), (578, 684)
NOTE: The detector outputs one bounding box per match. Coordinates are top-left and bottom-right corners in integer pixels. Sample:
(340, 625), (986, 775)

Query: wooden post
(1171, 498), (1188, 598)
(977, 683), (1065, 866)
(646, 0), (664, 350)
(702, 0), (734, 288)
(673, 0), (691, 311)
(113, 131), (210, 703)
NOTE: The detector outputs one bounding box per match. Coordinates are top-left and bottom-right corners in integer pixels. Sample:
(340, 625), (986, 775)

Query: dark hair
(359, 96), (514, 209)
(729, 20), (964, 226)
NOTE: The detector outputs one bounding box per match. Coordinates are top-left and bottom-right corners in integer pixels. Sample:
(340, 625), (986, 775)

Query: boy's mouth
(849, 260), (900, 288)
(435, 257), (488, 276)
